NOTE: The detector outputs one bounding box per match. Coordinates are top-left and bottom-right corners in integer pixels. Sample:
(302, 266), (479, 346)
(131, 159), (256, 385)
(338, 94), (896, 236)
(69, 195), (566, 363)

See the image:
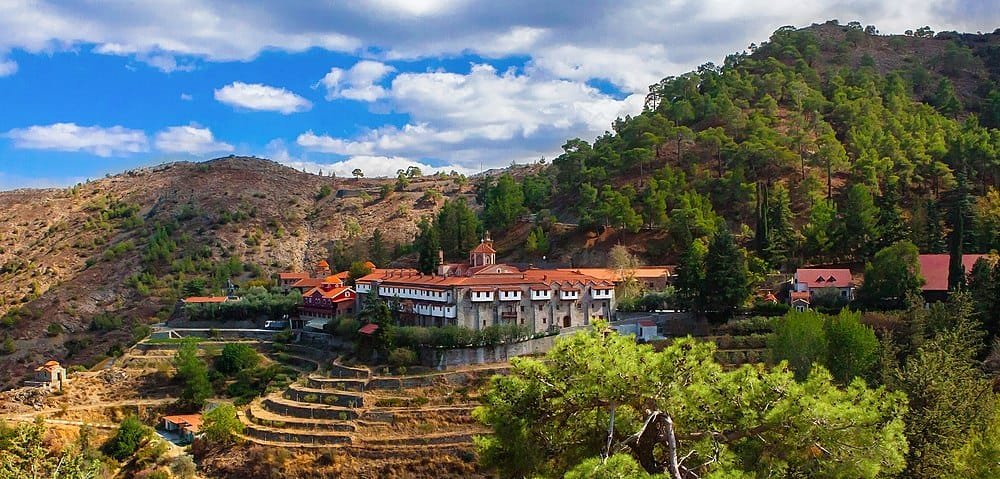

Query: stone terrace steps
(284, 383), (365, 407)
(306, 376), (369, 391)
(241, 421), (354, 446)
(246, 403), (357, 432)
(262, 395), (360, 420)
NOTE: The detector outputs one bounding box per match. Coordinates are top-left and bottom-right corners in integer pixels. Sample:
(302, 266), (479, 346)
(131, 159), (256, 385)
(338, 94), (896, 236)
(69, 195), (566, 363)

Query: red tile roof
(638, 320), (656, 327)
(358, 323), (379, 335)
(291, 278), (324, 289)
(470, 242), (496, 254)
(918, 254), (990, 292)
(183, 296), (230, 304)
(795, 269), (853, 289)
(790, 291), (811, 301)
(278, 272), (311, 281)
(163, 414), (203, 433)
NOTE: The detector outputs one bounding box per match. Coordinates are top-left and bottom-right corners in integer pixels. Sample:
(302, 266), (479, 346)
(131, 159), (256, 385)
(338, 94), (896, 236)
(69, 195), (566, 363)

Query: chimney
(438, 250), (444, 264)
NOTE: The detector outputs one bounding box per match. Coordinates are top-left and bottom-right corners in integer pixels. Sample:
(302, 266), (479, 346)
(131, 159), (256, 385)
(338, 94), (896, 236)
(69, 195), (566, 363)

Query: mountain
(518, 20), (1000, 269)
(0, 157), (471, 387)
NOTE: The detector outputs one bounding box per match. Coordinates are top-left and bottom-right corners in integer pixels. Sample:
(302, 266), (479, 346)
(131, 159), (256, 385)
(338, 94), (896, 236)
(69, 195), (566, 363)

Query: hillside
(513, 21), (1000, 269)
(0, 157), (471, 388)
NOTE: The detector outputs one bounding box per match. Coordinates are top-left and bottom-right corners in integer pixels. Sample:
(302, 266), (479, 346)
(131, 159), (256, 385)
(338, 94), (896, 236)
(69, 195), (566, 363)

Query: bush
(104, 416), (150, 460)
(0, 336), (15, 355)
(388, 347), (418, 367)
(336, 318), (361, 338)
(202, 403), (243, 445)
(215, 343), (261, 375)
(90, 313), (122, 331)
(316, 185), (332, 200)
(46, 322), (63, 337)
(749, 301), (790, 317)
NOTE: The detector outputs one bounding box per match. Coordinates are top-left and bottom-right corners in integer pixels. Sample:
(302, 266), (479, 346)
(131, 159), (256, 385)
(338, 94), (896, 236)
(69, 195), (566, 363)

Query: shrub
(215, 343), (261, 375)
(0, 336), (15, 355)
(336, 318), (361, 338)
(46, 322), (63, 337)
(202, 403), (244, 445)
(388, 347), (418, 367)
(104, 416), (150, 460)
(90, 313), (122, 331)
(316, 185), (332, 200)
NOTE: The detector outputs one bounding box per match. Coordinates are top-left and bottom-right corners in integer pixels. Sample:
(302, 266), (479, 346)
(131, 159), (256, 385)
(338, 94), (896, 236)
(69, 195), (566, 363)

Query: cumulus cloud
(0, 58), (17, 76)
(283, 156), (472, 178)
(180, 93), (193, 101)
(298, 63), (644, 169)
(316, 60), (395, 101)
(5, 123), (148, 157)
(154, 125), (233, 155)
(214, 82), (312, 114)
(0, 1), (995, 88)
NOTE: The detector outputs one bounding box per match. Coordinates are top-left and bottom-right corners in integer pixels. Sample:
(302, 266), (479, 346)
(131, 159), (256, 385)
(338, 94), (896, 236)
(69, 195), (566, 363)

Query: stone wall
(416, 330), (584, 368)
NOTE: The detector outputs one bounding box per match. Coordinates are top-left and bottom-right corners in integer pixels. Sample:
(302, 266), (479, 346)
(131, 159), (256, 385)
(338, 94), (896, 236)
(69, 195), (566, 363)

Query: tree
(524, 226), (550, 256)
(968, 258), (1000, 342)
(347, 260), (374, 286)
(804, 199), (838, 260)
(0, 419), (102, 479)
(608, 244), (641, 300)
(857, 241), (924, 310)
(701, 227), (750, 315)
(475, 324), (908, 478)
(886, 295), (993, 478)
(368, 228), (387, 267)
(841, 183), (879, 259)
(352, 168), (364, 180)
(214, 343), (260, 376)
(945, 172), (973, 290)
(824, 309), (879, 384)
(674, 240), (706, 311)
(405, 165), (422, 178)
(201, 404), (243, 445)
(173, 340), (212, 409)
(918, 198), (947, 253)
(104, 416), (149, 461)
(414, 217), (441, 275)
(769, 310), (827, 381)
(482, 174), (525, 230)
(435, 198), (481, 260)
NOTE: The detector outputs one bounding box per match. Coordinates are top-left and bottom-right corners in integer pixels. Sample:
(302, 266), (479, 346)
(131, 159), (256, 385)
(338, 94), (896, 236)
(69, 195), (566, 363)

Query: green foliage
(524, 226), (550, 256)
(348, 260), (374, 286)
(0, 419), (102, 478)
(701, 227), (750, 315)
(563, 454), (655, 479)
(214, 343), (261, 376)
(90, 312), (122, 331)
(368, 228), (387, 267)
(857, 241), (924, 310)
(884, 294), (993, 478)
(482, 174), (525, 230)
(173, 340), (212, 409)
(386, 323), (531, 349)
(435, 198), (481, 261)
(184, 288), (300, 322)
(769, 310), (828, 381)
(475, 324), (907, 478)
(335, 317), (361, 338)
(387, 347), (418, 367)
(316, 185), (332, 200)
(414, 217), (441, 274)
(673, 239), (706, 311)
(949, 406), (1000, 479)
(103, 416), (149, 461)
(201, 404), (243, 445)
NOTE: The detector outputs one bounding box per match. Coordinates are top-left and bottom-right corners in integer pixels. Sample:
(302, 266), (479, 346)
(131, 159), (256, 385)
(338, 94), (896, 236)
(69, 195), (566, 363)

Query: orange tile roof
(790, 291), (811, 301)
(304, 286), (354, 301)
(316, 260), (330, 268)
(291, 278), (324, 288)
(278, 272), (311, 280)
(163, 414), (203, 433)
(470, 242), (496, 254)
(183, 296), (229, 303)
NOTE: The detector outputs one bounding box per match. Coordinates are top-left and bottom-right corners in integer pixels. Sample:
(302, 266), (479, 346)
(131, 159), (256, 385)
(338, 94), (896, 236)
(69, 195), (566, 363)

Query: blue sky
(0, 0), (996, 189)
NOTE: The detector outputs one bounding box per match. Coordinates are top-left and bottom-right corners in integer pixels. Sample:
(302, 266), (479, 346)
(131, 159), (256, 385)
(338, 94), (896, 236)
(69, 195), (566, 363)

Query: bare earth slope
(0, 157), (469, 387)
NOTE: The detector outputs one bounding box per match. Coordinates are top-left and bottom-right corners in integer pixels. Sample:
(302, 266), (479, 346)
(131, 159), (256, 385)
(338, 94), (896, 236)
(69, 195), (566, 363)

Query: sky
(0, 1), (997, 190)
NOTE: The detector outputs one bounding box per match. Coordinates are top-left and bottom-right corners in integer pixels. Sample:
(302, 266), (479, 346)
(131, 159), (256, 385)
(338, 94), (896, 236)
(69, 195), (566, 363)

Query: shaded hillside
(0, 157), (470, 387)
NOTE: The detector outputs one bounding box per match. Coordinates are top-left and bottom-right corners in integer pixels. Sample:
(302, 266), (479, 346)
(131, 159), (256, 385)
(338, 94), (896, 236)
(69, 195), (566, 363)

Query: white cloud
(0, 1), (995, 90)
(282, 156), (472, 178)
(298, 64), (644, 169)
(180, 93), (193, 101)
(214, 81), (312, 114)
(0, 58), (16, 76)
(316, 60), (395, 101)
(154, 125), (233, 155)
(5, 123), (147, 157)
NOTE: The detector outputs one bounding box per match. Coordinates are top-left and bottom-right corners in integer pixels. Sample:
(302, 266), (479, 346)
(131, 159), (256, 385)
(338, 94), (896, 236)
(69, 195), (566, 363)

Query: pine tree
(368, 228), (387, 267)
(842, 183), (879, 260)
(674, 240), (706, 311)
(702, 227), (750, 316)
(766, 183), (795, 268)
(945, 172), (972, 290)
(921, 199), (947, 253)
(876, 181), (909, 250)
(415, 217), (440, 274)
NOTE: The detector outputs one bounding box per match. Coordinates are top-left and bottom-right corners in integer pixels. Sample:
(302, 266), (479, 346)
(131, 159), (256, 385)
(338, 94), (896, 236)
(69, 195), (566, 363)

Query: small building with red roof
(918, 254), (993, 301)
(161, 414), (203, 443)
(792, 268), (855, 303)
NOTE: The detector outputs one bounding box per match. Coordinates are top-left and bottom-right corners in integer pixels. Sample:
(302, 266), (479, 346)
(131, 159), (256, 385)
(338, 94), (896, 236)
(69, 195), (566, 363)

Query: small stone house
(32, 361), (67, 390)
(161, 414), (203, 443)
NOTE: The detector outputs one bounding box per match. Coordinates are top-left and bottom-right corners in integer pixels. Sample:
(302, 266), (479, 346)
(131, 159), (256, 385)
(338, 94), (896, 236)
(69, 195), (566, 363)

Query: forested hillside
(485, 20), (1000, 270)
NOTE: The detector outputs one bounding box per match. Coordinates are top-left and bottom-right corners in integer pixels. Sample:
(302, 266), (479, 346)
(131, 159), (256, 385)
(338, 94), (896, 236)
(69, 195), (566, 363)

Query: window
(576, 302), (581, 310)
(520, 306), (524, 312)
(538, 304), (543, 311)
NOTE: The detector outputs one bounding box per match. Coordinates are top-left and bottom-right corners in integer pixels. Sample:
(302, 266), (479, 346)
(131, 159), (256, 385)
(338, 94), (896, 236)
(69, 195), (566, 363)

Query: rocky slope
(0, 157), (471, 387)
